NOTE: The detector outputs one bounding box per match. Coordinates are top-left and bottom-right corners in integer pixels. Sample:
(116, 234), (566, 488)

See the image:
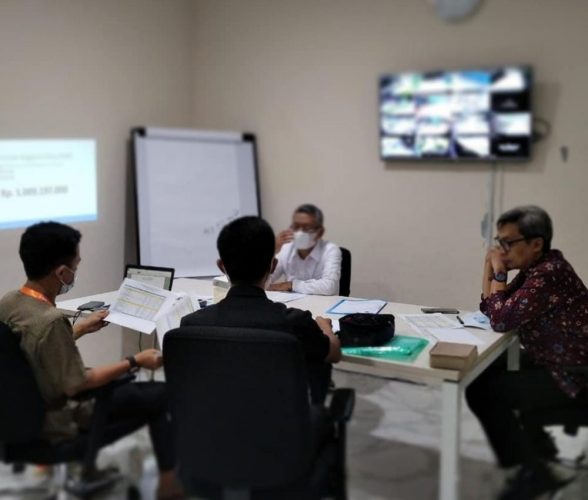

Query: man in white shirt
(269, 204), (342, 295)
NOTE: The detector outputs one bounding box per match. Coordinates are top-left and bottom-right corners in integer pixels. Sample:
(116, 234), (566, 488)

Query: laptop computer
(124, 264), (175, 291)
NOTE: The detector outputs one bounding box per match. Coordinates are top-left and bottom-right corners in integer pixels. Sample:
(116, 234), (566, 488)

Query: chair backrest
(0, 322), (45, 444)
(339, 247), (352, 297)
(163, 326), (313, 491)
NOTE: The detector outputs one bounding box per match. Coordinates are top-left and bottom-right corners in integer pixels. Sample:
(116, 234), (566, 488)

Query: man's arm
(481, 247), (510, 299)
(269, 281), (293, 292)
(65, 349), (162, 396)
(268, 244), (288, 285)
(275, 229), (294, 254)
(286, 308), (341, 363)
(72, 309), (109, 340)
(315, 316), (341, 363)
(291, 244), (342, 296)
(483, 265), (554, 332)
(481, 251), (494, 299)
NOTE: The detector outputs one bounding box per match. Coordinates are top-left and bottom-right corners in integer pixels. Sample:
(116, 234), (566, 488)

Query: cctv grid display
(379, 66), (532, 161)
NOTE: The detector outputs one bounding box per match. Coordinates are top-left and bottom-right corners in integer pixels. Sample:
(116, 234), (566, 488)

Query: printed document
(327, 299), (387, 315)
(107, 278), (180, 334)
(155, 294), (195, 348)
(266, 291), (306, 303)
(402, 313), (495, 345)
(401, 313), (461, 336)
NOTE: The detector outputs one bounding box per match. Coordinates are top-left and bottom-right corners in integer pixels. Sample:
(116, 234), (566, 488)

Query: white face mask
(58, 267), (76, 295)
(293, 230), (316, 251)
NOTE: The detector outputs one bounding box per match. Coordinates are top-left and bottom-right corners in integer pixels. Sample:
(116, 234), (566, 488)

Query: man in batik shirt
(466, 205), (588, 500)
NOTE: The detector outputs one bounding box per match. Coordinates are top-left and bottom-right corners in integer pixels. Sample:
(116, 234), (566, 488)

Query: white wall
(190, 0), (588, 309)
(0, 0), (194, 364)
(1, 0), (586, 365)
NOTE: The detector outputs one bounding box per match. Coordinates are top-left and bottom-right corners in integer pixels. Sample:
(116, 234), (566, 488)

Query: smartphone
(421, 307), (460, 314)
(77, 301), (106, 311)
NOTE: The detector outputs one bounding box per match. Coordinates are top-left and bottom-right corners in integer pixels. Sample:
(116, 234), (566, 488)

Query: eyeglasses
(290, 224), (320, 233)
(494, 236), (527, 252)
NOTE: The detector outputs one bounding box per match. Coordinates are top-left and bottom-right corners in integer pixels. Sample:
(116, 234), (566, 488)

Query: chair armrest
(328, 388), (355, 423)
(73, 373), (136, 402)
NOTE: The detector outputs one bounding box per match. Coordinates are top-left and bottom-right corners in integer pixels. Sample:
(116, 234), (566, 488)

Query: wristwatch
(492, 271), (508, 283)
(125, 355), (140, 373)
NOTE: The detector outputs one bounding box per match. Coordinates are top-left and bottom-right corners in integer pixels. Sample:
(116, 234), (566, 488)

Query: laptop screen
(124, 265), (175, 291)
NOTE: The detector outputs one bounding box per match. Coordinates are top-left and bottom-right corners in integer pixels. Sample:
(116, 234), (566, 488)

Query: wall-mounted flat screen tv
(379, 66), (532, 161)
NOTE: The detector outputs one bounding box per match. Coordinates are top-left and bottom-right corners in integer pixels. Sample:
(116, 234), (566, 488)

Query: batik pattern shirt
(481, 250), (588, 397)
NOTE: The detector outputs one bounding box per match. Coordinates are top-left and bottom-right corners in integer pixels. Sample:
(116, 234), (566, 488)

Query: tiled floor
(334, 370), (588, 499)
(1, 370), (587, 499)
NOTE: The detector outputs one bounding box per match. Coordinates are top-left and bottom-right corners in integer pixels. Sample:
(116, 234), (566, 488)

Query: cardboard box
(429, 342), (478, 371)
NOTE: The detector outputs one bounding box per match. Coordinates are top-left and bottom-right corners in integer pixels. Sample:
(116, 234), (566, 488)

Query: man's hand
(135, 349), (163, 370)
(268, 281), (293, 292)
(482, 247), (508, 299)
(73, 310), (109, 339)
(67, 348), (162, 396)
(275, 229), (294, 253)
(487, 247), (507, 273)
(315, 316), (333, 334)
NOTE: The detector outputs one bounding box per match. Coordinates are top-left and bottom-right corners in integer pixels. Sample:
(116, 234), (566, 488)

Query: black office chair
(163, 325), (355, 500)
(339, 247), (351, 297)
(0, 321), (137, 499)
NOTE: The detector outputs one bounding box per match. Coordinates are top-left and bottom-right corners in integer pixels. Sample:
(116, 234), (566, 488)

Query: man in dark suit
(181, 216), (341, 403)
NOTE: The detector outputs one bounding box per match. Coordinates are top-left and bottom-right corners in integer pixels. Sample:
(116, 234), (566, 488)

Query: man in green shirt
(0, 221), (182, 500)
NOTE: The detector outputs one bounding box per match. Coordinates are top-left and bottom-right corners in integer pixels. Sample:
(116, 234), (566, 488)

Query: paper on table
(327, 299), (387, 315)
(155, 294), (195, 349)
(427, 327), (487, 346)
(460, 311), (492, 330)
(266, 291), (306, 303)
(401, 313), (461, 336)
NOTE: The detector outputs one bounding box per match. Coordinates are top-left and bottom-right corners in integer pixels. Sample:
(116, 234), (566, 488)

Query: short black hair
(497, 205), (553, 252)
(217, 216), (275, 285)
(294, 204), (324, 227)
(19, 222), (81, 280)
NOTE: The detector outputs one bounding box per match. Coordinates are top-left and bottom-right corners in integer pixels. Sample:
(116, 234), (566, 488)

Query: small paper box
(429, 341), (478, 371)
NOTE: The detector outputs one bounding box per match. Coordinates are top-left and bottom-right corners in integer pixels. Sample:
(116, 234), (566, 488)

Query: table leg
(507, 337), (520, 371)
(150, 332), (157, 381)
(440, 381), (461, 500)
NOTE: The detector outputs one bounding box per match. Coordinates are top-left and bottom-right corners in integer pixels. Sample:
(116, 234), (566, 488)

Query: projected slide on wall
(0, 139), (97, 230)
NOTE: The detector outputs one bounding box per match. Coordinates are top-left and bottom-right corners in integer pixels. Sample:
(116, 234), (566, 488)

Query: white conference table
(58, 278), (517, 500)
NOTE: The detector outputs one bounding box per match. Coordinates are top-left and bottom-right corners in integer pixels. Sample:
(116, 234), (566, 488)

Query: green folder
(342, 335), (428, 363)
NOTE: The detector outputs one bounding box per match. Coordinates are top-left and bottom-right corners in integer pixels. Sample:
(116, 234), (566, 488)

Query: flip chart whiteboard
(133, 127), (260, 277)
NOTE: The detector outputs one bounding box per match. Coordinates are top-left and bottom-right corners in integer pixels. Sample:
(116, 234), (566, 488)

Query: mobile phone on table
(421, 307), (460, 314)
(77, 301), (106, 311)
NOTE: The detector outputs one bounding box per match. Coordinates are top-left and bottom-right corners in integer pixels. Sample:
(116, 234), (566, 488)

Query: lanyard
(20, 286), (54, 306)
